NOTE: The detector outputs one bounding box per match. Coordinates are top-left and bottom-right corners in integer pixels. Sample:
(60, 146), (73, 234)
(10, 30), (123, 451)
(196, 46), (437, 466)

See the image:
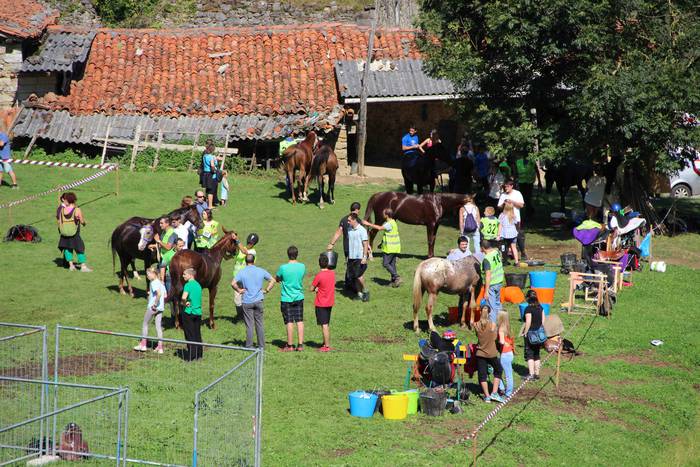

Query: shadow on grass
(105, 284), (148, 299)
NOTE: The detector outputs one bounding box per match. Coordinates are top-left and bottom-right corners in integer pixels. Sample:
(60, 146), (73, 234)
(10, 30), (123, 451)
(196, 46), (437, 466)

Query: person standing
(521, 289), (546, 380)
(194, 209), (221, 251)
(171, 216), (190, 249)
(584, 165), (606, 220)
(459, 194), (480, 254)
(56, 192), (92, 272)
(473, 142), (491, 193)
(232, 254), (275, 349)
(401, 124), (421, 164)
(311, 254), (335, 352)
(514, 154), (538, 217)
(134, 266), (166, 354)
(480, 239), (504, 322)
(347, 213), (371, 302)
(276, 246), (306, 352)
(327, 202), (361, 294)
(497, 203), (520, 265)
(232, 233), (259, 312)
(447, 236), (472, 322)
(498, 179), (528, 259)
(201, 142), (223, 208)
(180, 268), (203, 361)
(473, 304), (505, 403)
(497, 311), (515, 398)
(219, 170), (230, 207)
(0, 130), (17, 188)
(362, 208), (402, 287)
(480, 206), (500, 244)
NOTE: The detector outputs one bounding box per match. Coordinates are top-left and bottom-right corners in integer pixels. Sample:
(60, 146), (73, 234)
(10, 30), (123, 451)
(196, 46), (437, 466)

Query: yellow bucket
(382, 394), (409, 420)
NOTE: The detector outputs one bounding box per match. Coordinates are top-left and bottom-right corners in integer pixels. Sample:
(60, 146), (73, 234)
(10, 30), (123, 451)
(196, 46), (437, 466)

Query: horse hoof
(210, 321), (216, 330)
(460, 323), (467, 329)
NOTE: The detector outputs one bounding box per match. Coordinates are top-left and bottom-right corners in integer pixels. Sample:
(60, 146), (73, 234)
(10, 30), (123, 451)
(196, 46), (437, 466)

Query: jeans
(181, 312), (203, 360)
(487, 283), (502, 322)
(242, 300), (265, 348)
(499, 351), (514, 396)
(462, 230), (480, 254)
(382, 253), (398, 281)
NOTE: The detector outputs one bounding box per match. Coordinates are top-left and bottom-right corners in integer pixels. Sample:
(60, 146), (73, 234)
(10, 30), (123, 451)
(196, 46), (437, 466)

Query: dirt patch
(528, 242), (579, 264)
(52, 351), (146, 378)
(514, 373), (617, 408)
(329, 448), (355, 458)
(339, 335), (404, 345)
(594, 350), (690, 372)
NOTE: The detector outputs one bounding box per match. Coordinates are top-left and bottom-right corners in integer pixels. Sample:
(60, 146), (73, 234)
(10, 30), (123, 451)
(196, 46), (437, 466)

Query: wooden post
(472, 435), (477, 466)
(100, 120), (112, 165)
(555, 339), (563, 389)
(220, 131), (230, 171)
(129, 124), (142, 172)
(188, 131), (201, 171)
(355, 0), (378, 177)
(115, 165), (120, 196)
(23, 132), (39, 158)
(250, 142), (257, 171)
(152, 130), (163, 170)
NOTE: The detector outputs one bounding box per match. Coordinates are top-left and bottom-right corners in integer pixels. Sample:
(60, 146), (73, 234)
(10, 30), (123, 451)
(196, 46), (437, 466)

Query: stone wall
(17, 72), (58, 102)
(0, 40), (23, 109)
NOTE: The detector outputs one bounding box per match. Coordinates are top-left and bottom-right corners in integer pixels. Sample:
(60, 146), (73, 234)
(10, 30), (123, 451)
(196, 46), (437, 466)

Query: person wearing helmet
(232, 233), (259, 311)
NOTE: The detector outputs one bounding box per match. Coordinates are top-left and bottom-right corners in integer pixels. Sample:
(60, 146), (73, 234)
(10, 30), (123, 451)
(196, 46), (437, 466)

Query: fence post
(188, 131), (201, 171)
(152, 130), (163, 170)
(100, 119), (112, 165)
(555, 340), (563, 389)
(52, 324), (60, 456)
(254, 349), (263, 467)
(129, 125), (142, 172)
(220, 131), (230, 171)
(192, 392), (200, 467)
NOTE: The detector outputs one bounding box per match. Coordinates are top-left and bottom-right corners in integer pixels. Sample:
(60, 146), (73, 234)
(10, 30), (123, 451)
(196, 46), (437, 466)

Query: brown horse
(412, 256), (481, 333)
(283, 131), (317, 204)
(363, 192), (468, 257)
(168, 232), (239, 330)
(307, 143), (338, 209)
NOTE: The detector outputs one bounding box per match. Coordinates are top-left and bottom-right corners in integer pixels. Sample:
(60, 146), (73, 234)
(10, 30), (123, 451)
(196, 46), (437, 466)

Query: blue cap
(480, 299), (488, 306)
(611, 203), (622, 213)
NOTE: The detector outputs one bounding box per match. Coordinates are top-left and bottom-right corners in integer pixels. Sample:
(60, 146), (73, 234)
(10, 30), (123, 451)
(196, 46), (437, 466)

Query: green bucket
(392, 389), (419, 414)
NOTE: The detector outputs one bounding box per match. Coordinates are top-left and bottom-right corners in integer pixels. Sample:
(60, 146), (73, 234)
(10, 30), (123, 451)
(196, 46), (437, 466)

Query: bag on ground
(4, 224), (41, 243)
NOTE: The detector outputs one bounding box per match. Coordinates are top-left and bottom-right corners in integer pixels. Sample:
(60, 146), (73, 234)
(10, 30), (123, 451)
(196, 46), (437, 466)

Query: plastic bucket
(447, 307), (460, 324)
(348, 391), (378, 418)
(519, 303), (550, 321)
(505, 273), (528, 288)
(382, 394), (409, 420)
(532, 287), (555, 304)
(529, 271), (557, 289)
(393, 389), (419, 414)
(419, 389), (447, 416)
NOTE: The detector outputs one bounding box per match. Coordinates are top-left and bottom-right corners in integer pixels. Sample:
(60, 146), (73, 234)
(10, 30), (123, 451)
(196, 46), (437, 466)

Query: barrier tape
(0, 166), (115, 210)
(460, 313), (589, 444)
(6, 159), (116, 170)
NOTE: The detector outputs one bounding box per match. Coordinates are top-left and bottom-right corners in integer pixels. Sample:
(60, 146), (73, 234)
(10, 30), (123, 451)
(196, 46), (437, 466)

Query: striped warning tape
(458, 312), (589, 445)
(0, 165), (116, 210)
(6, 159), (116, 170)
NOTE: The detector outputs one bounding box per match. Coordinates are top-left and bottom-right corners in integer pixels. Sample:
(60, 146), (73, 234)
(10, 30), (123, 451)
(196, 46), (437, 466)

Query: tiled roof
(22, 28), (96, 72)
(0, 0), (58, 39)
(335, 58), (457, 99)
(43, 24), (420, 117)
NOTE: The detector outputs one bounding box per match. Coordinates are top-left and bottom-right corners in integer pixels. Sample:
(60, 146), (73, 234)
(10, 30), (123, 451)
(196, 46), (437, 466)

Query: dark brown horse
(364, 192), (468, 257)
(307, 143), (338, 209)
(412, 256), (481, 333)
(110, 206), (201, 297)
(168, 232), (239, 330)
(283, 131), (317, 204)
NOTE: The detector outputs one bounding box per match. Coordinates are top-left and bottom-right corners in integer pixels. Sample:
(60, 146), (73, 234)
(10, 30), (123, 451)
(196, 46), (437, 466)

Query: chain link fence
(54, 325), (262, 466)
(0, 323), (47, 381)
(0, 377), (128, 466)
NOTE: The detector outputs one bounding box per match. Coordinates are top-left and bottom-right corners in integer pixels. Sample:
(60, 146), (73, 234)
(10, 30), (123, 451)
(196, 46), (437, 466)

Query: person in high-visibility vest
(514, 154), (539, 217)
(362, 208), (402, 287)
(480, 239), (504, 323)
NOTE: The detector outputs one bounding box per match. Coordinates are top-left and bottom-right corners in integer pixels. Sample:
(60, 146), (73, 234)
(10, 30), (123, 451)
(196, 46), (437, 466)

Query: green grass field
(0, 165), (699, 466)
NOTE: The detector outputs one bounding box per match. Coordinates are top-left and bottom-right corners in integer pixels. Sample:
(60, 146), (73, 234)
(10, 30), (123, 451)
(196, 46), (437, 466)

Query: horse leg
(426, 223), (438, 258)
(318, 174), (325, 209)
(329, 172), (336, 204)
(208, 286), (217, 330)
(461, 285), (475, 328)
(289, 167), (297, 205)
(120, 256), (134, 297)
(426, 292), (437, 332)
(132, 260), (141, 280)
(302, 169), (310, 202)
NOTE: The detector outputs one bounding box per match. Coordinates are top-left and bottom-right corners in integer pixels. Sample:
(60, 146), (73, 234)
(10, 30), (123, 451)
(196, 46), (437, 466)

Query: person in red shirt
(311, 254), (336, 352)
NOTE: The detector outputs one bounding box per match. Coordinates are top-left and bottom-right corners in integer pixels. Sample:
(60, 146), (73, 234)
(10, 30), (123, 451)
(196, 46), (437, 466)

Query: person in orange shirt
(497, 311), (515, 398)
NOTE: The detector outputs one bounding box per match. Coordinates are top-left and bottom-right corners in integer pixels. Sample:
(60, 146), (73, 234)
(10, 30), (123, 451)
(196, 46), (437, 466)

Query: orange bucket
(532, 287), (555, 304)
(501, 286), (525, 304)
(447, 307), (460, 324)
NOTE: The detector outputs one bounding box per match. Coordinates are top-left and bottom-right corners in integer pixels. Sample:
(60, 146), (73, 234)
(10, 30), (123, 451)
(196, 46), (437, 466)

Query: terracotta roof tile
(46, 23), (420, 117)
(0, 0), (58, 39)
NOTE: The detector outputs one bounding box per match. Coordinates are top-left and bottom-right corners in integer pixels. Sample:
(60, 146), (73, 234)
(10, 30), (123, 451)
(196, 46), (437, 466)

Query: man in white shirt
(171, 216), (190, 250)
(498, 179), (528, 259)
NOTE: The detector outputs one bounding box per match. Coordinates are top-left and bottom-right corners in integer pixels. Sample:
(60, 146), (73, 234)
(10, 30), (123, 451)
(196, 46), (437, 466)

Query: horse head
(183, 206), (203, 229)
(305, 131), (318, 151)
(137, 225), (154, 251)
(211, 232), (239, 260)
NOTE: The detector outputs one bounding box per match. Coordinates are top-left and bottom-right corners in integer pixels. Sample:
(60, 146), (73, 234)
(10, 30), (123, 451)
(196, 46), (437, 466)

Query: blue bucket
(529, 271), (557, 289)
(519, 303), (550, 321)
(348, 391), (378, 418)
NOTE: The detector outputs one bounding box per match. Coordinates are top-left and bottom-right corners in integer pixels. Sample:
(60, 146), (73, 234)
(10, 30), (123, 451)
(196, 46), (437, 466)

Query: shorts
(0, 161), (12, 173)
(315, 306), (332, 325)
(476, 356), (503, 383)
(347, 259), (367, 280)
(523, 338), (541, 361)
(281, 300), (304, 324)
(503, 237), (517, 245)
(202, 173), (218, 194)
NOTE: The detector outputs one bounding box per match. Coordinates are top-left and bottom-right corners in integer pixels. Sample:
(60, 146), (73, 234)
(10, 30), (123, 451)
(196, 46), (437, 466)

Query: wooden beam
(188, 131), (201, 171)
(99, 119), (112, 165)
(152, 130), (163, 170)
(92, 137), (239, 155)
(220, 131), (230, 171)
(129, 124), (142, 172)
(355, 0), (378, 177)
(23, 132), (39, 158)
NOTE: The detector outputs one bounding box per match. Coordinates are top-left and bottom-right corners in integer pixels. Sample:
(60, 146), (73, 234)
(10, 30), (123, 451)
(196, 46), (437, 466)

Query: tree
(416, 0), (700, 191)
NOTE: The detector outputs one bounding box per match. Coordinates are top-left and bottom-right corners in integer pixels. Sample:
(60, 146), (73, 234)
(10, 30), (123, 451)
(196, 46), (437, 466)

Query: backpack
(463, 205), (478, 233)
(4, 224), (41, 243)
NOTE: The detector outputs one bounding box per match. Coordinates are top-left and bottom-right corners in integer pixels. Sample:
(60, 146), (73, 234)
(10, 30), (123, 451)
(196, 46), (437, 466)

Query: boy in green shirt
(181, 268), (203, 360)
(276, 245), (306, 352)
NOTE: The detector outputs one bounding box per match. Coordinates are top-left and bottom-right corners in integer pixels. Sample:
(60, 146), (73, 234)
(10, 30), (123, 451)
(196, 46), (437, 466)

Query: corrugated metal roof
(21, 30), (95, 73)
(11, 107), (344, 144)
(334, 58), (457, 99)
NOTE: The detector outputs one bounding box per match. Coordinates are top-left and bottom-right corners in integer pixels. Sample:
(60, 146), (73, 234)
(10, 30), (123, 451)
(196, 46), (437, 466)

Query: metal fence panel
(0, 377), (127, 466)
(54, 325), (261, 466)
(0, 323), (47, 381)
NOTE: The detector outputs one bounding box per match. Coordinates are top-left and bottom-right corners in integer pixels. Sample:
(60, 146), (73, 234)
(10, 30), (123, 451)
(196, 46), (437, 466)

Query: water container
(320, 251), (338, 270)
(532, 287), (555, 304)
(348, 391), (378, 418)
(393, 389), (419, 414)
(519, 303), (550, 321)
(529, 271), (557, 289)
(505, 273), (528, 288)
(419, 389), (447, 416)
(381, 394), (409, 420)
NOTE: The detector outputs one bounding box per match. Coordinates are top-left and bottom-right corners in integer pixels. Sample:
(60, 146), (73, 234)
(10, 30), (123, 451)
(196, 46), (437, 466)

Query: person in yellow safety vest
(514, 154), (539, 217)
(362, 208), (402, 287)
(480, 239), (504, 323)
(194, 209), (222, 251)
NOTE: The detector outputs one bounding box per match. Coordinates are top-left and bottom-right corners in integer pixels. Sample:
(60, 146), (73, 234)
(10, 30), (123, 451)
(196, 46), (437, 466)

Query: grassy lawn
(0, 165), (699, 465)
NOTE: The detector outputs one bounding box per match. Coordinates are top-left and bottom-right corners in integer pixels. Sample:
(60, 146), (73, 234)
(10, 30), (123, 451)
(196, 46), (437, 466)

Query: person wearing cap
(498, 179), (528, 260)
(362, 208), (402, 287)
(328, 202), (362, 294)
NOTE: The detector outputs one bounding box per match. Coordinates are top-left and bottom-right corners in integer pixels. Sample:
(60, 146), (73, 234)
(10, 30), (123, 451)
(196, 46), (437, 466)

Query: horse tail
(412, 263), (424, 313)
(109, 229), (117, 275)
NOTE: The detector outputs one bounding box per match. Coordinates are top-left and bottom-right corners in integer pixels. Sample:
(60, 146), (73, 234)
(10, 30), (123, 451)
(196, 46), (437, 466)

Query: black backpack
(4, 224), (41, 243)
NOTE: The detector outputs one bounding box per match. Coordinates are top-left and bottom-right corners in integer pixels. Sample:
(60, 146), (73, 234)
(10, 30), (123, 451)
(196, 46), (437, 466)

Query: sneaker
(533, 374), (541, 381)
(490, 393), (505, 403)
(154, 345), (164, 354)
(133, 340), (147, 352)
(11, 184), (18, 189)
(80, 264), (93, 273)
(318, 346), (333, 352)
(392, 277), (402, 287)
(279, 345), (295, 352)
(68, 264), (77, 271)
(361, 292), (370, 302)
(525, 374), (535, 382)
(295, 345), (304, 352)
(483, 395), (491, 403)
